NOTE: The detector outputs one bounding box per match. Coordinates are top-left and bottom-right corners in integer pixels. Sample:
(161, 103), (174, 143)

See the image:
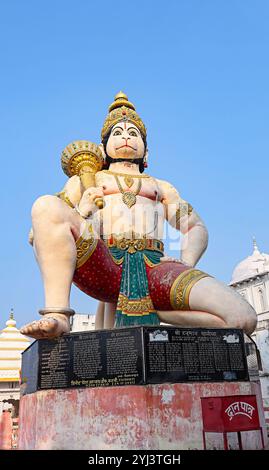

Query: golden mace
(61, 140), (104, 208)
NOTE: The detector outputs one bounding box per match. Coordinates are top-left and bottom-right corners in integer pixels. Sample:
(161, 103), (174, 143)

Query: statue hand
(77, 186), (104, 218)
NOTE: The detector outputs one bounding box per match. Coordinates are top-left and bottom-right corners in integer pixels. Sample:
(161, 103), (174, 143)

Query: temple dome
(230, 239), (269, 285)
(0, 310), (31, 382)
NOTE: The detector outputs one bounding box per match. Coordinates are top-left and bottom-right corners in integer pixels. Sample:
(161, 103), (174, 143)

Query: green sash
(109, 247), (162, 328)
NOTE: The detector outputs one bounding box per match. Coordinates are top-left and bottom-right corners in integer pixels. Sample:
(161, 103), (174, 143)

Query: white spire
(253, 236), (260, 255)
(10, 308), (14, 320)
(0, 310), (31, 383)
(6, 308), (16, 328)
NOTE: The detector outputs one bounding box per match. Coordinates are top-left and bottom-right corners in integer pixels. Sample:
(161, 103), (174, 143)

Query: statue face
(105, 121), (145, 160)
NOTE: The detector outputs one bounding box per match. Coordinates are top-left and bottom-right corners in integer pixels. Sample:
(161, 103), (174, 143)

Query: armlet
(175, 203), (193, 230)
(56, 191), (75, 209)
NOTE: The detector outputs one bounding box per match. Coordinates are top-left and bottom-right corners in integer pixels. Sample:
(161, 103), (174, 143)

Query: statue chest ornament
(124, 174), (136, 188)
(99, 170), (160, 208)
(114, 174), (142, 208)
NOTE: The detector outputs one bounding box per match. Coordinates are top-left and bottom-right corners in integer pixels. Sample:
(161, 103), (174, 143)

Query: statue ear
(143, 148), (149, 168)
(99, 143), (110, 169)
(98, 143), (106, 160)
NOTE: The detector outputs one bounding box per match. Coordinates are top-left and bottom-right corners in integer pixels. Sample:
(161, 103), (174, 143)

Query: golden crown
(101, 91), (147, 141)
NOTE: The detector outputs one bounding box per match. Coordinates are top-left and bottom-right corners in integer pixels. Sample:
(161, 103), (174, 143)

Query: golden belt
(103, 235), (164, 254)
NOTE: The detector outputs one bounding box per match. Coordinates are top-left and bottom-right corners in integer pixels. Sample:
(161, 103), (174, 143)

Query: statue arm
(28, 176), (83, 246)
(57, 173), (104, 217)
(157, 179), (208, 267)
(56, 175), (83, 208)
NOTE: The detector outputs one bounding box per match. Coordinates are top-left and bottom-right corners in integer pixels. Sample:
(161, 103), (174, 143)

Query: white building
(230, 239), (269, 426)
(0, 310), (30, 413)
(70, 313), (96, 332)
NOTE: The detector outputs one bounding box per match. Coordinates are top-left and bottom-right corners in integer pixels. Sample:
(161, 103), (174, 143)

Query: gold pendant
(124, 176), (134, 188)
(122, 192), (136, 208)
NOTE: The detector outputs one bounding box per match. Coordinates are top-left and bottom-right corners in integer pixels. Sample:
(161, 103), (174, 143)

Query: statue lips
(116, 144), (137, 151)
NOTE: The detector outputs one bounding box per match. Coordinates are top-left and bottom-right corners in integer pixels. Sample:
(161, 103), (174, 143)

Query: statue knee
(31, 195), (62, 224)
(242, 303), (257, 335)
(227, 299), (257, 335)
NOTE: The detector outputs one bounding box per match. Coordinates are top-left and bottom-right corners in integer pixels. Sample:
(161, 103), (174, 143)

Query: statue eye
(113, 130), (122, 136)
(129, 131), (137, 137)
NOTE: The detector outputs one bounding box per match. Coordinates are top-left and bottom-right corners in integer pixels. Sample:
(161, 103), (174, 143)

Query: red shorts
(73, 229), (209, 311)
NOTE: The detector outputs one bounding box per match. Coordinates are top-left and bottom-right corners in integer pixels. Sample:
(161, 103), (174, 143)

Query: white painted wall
(231, 271), (269, 423)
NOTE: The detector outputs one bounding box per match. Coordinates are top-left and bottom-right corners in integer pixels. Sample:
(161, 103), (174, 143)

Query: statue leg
(95, 302), (105, 329)
(21, 195), (84, 339)
(157, 276), (257, 335)
(104, 302), (117, 329)
(94, 302), (117, 329)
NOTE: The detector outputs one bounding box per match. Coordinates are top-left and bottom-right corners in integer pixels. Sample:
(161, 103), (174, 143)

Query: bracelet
(75, 204), (92, 219)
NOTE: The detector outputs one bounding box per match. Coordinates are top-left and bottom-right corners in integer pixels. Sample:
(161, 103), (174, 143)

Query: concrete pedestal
(18, 381), (268, 450)
(0, 410), (12, 450)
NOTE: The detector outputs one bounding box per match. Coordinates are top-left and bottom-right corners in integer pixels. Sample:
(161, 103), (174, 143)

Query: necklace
(124, 175), (134, 188)
(102, 169), (150, 193)
(114, 175), (142, 208)
(102, 169), (150, 179)
(103, 170), (150, 188)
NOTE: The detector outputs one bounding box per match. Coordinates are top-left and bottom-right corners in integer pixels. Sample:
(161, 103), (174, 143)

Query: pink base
(18, 382), (268, 450)
(0, 411), (13, 450)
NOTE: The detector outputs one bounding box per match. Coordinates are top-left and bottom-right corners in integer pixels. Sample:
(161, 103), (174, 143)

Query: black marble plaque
(21, 326), (249, 395)
(143, 327), (249, 383)
(38, 336), (71, 389)
(21, 340), (39, 396)
(35, 327), (143, 392)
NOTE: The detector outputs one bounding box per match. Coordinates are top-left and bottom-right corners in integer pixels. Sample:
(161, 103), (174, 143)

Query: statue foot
(20, 313), (70, 340)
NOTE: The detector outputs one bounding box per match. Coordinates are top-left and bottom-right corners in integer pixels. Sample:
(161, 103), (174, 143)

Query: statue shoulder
(95, 170), (111, 186)
(155, 178), (181, 204)
(96, 170), (107, 178)
(64, 175), (82, 195)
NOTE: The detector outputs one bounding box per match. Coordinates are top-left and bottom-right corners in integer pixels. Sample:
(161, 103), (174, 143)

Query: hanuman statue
(21, 92), (257, 339)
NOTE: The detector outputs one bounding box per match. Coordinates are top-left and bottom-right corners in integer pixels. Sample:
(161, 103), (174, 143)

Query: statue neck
(109, 161), (141, 175)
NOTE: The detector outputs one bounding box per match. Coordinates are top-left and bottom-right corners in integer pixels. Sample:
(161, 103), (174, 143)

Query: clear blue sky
(0, 0), (268, 328)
